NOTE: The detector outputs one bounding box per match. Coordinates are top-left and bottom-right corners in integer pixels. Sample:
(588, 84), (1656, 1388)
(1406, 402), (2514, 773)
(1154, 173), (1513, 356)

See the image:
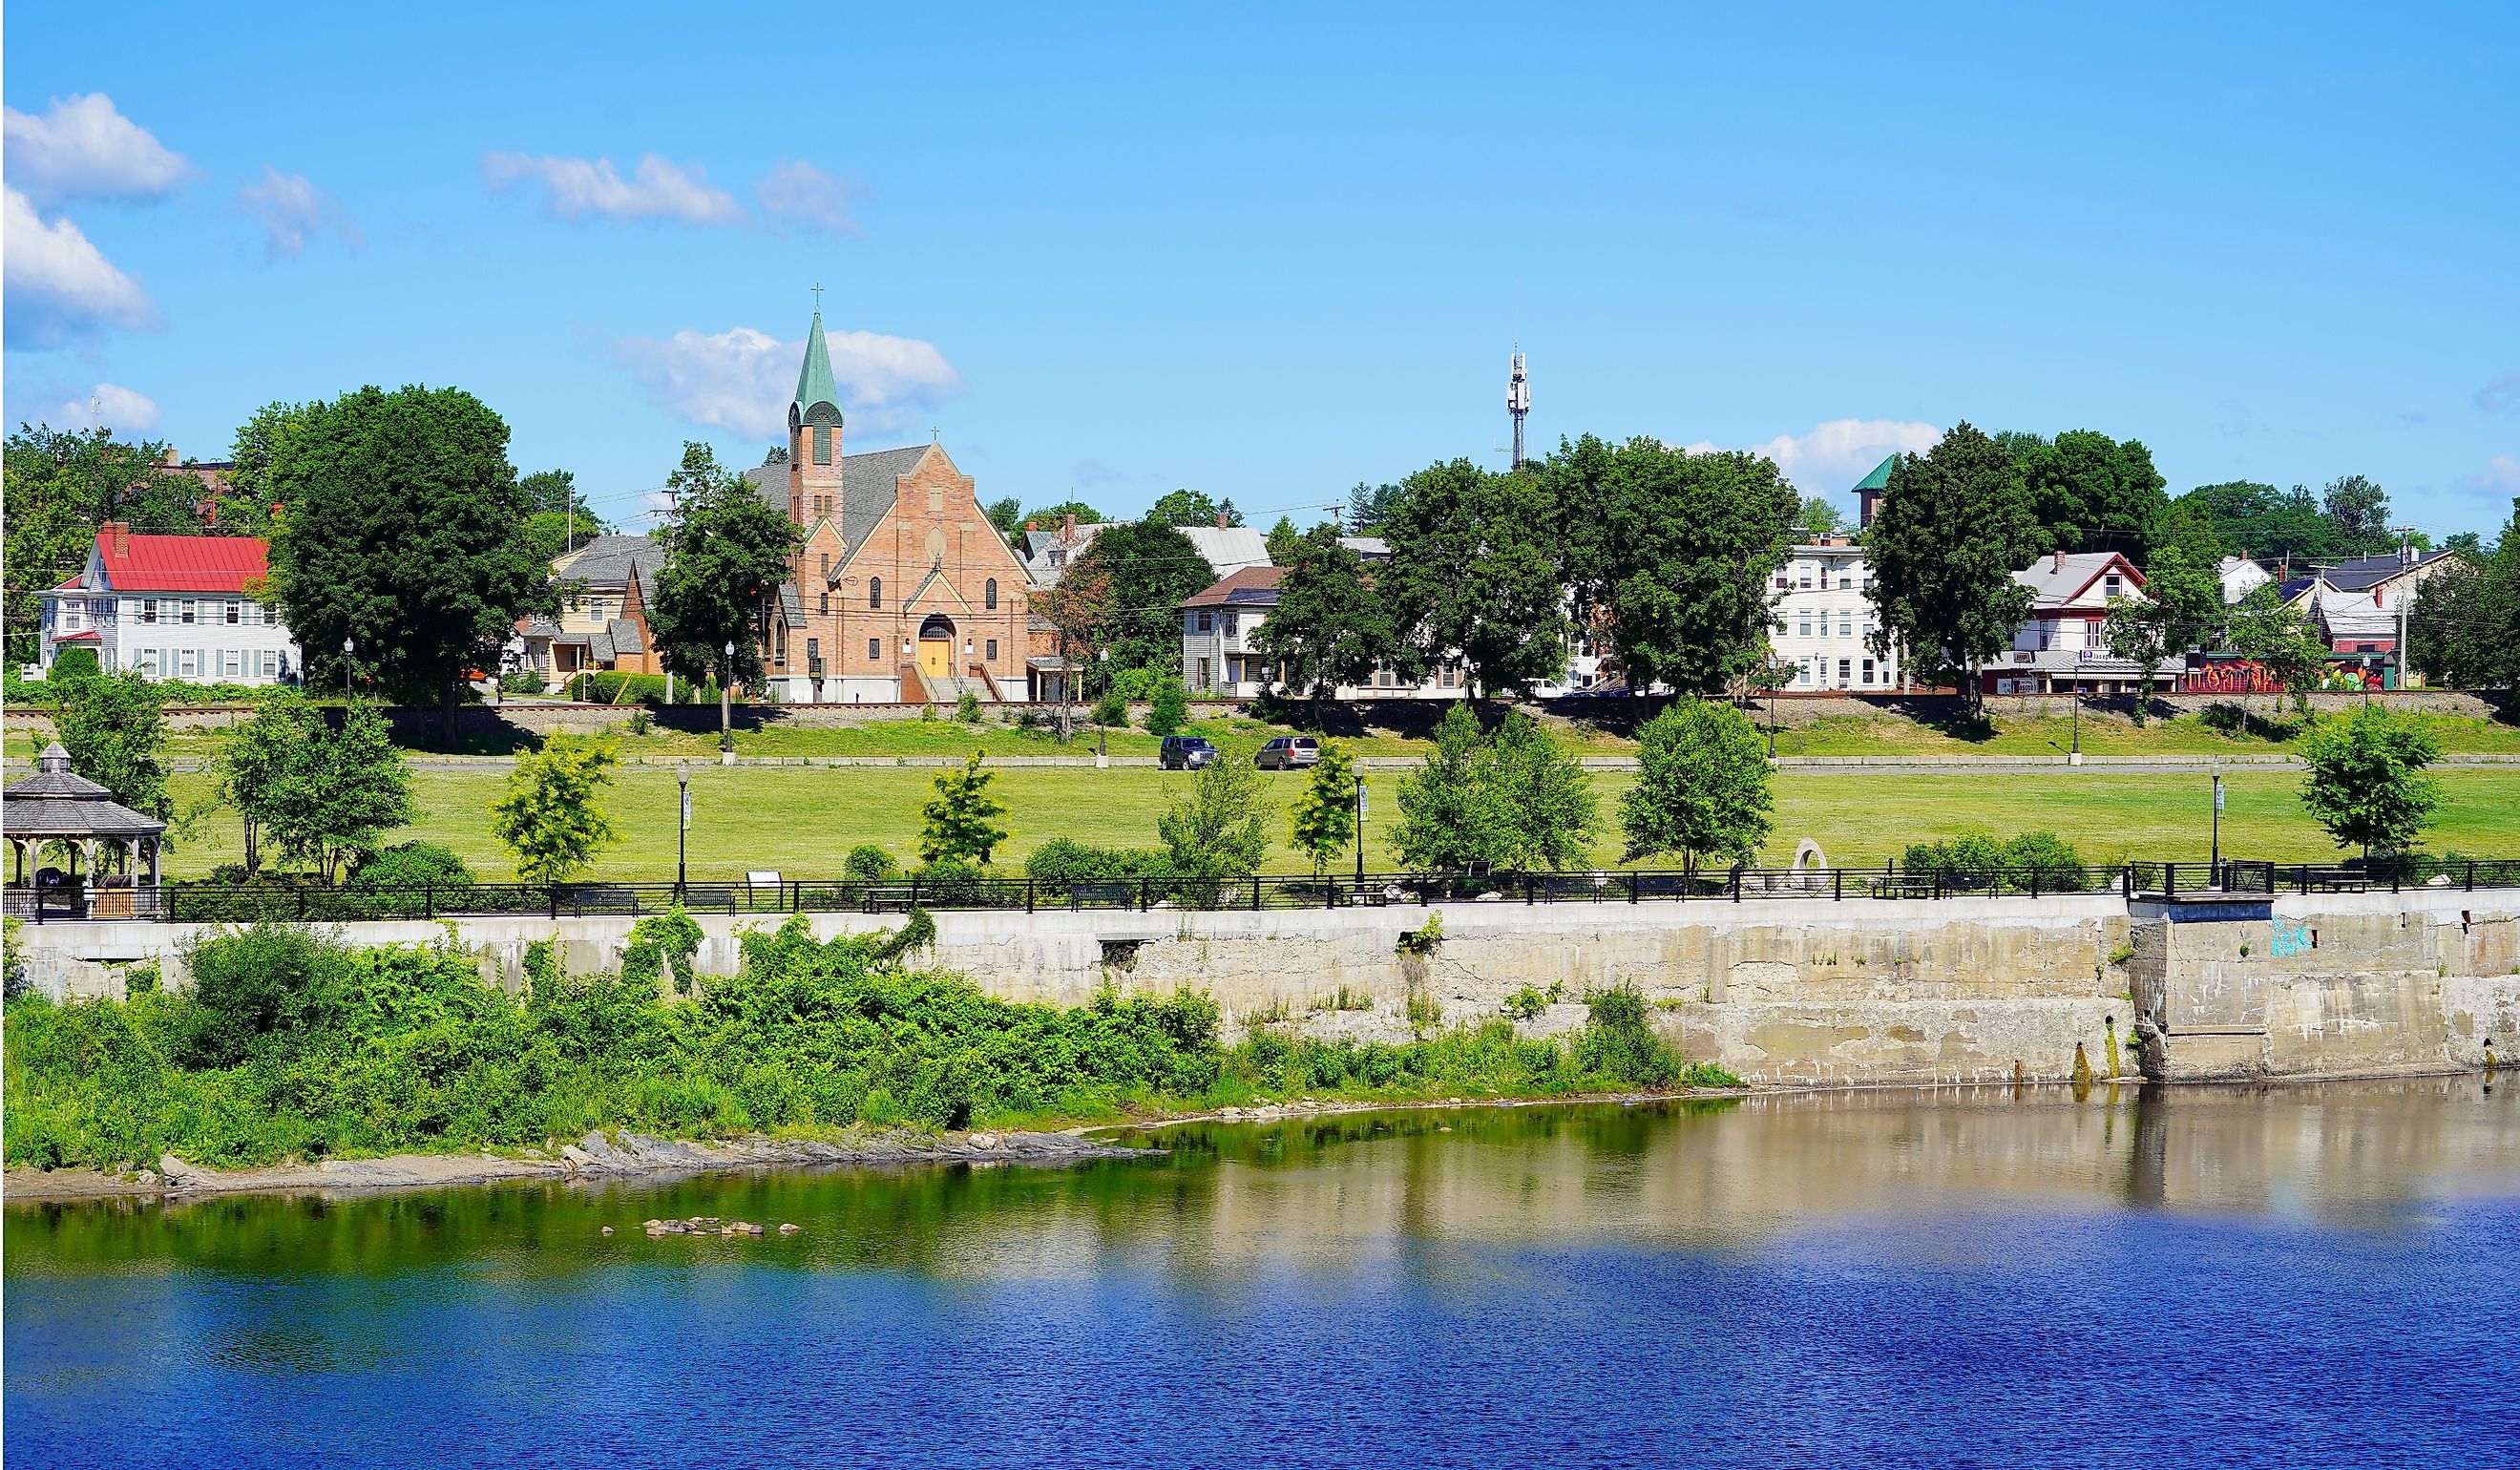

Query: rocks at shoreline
(555, 1127), (1156, 1179)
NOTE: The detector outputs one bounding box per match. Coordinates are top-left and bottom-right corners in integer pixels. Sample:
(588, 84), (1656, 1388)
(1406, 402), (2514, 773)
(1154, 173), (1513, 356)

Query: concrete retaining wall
(13, 889), (2512, 1088)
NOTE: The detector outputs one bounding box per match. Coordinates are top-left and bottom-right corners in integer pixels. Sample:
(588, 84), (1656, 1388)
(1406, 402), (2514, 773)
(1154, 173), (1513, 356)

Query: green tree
(1480, 710), (1597, 871)
(2005, 429), (2169, 560)
(1796, 494), (1846, 536)
(3, 426), (202, 662)
(1390, 703), (1507, 872)
(2102, 546), (2223, 716)
(1288, 741), (1360, 877)
(1151, 489), (1233, 526)
(2173, 481), (2346, 562)
(52, 671), (173, 834)
(1863, 423), (2041, 708)
(1619, 699), (1774, 874)
(2320, 473), (2394, 556)
(2157, 498), (2228, 571)
(1157, 752), (1270, 883)
(212, 686), (326, 872)
(1548, 435), (1797, 695)
(489, 735), (620, 883)
(1145, 676), (1188, 736)
(1381, 459), (1569, 694)
(984, 495), (1026, 541)
(1252, 527), (1394, 715)
(647, 442), (803, 693)
(920, 751), (1010, 864)
(516, 469), (610, 565)
(2299, 705), (2443, 859)
(1066, 519), (1213, 685)
(1345, 481), (1402, 534)
(1020, 499), (1102, 529)
(2226, 584), (2331, 713)
(215, 401), (315, 536)
(1264, 514), (1305, 565)
(256, 700), (413, 882)
(264, 385), (554, 746)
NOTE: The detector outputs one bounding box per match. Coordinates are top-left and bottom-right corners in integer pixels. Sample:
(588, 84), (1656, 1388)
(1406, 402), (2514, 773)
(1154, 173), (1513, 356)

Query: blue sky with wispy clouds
(6, 2), (2515, 538)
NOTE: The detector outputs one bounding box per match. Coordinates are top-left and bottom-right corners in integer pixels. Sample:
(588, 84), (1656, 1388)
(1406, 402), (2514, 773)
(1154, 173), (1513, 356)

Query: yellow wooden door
(918, 640), (953, 678)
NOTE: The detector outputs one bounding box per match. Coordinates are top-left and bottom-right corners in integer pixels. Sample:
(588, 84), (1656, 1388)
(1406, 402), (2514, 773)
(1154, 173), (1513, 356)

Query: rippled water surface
(9, 1079), (2517, 1468)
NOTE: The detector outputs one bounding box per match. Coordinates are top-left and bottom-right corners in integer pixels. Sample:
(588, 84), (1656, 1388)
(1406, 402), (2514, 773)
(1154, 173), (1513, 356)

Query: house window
(985, 578), (998, 610)
(928, 488), (943, 514)
(261, 650), (280, 679)
(180, 599), (199, 624)
(222, 649), (242, 677)
(1838, 576), (1852, 590)
(1197, 612), (1212, 633)
(819, 593), (830, 615)
(1196, 659), (1211, 690)
(869, 638), (882, 661)
(869, 577), (881, 609)
(2104, 575), (2123, 598)
(1225, 613), (1238, 637)
(820, 554), (830, 579)
(776, 625), (788, 662)
(985, 638), (998, 661)
(1862, 658), (1876, 684)
(1797, 572), (1813, 590)
(59, 598), (85, 631)
(1838, 614), (1853, 638)
(179, 649), (200, 678)
(1798, 617), (1812, 638)
(224, 600), (241, 625)
(139, 648), (160, 676)
(812, 424), (832, 464)
(1838, 659), (1852, 684)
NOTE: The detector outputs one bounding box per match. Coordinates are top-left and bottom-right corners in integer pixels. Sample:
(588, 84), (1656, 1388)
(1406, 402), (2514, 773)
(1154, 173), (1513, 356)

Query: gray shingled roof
(2323, 550), (2454, 593)
(554, 534), (662, 588)
(746, 445), (935, 569)
(3, 744), (168, 838)
(777, 581), (806, 629)
(604, 618), (643, 655)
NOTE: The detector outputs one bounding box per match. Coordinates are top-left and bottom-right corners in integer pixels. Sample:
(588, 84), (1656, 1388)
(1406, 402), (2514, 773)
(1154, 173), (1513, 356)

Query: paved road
(32, 752), (2518, 775)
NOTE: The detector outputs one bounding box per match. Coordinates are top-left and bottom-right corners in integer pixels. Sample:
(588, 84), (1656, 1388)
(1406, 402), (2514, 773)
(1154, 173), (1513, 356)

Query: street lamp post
(677, 767), (690, 895)
(342, 635), (354, 702)
(2210, 761), (2224, 889)
(720, 640), (735, 766)
(1354, 774), (1367, 887)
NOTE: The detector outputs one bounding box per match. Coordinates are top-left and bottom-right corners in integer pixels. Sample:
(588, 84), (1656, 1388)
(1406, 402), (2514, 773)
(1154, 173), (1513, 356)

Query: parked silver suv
(1254, 735), (1321, 770)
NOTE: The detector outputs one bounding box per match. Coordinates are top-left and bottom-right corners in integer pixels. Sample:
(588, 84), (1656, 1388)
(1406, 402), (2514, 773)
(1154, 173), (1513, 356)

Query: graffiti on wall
(2272, 918), (2315, 958)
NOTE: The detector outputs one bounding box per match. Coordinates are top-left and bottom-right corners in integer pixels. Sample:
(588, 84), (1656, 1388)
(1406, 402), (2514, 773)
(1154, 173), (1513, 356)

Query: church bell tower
(788, 302), (845, 527)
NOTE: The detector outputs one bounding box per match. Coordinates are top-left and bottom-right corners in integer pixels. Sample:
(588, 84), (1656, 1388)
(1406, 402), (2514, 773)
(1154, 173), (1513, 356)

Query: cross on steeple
(811, 283), (824, 311)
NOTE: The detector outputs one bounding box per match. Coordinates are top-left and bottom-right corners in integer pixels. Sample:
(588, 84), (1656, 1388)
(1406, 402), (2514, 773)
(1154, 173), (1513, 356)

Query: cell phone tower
(1506, 344), (1530, 470)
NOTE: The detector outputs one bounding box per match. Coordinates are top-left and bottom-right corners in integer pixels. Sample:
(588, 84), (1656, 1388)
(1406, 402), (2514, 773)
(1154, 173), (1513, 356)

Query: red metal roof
(94, 526), (269, 593)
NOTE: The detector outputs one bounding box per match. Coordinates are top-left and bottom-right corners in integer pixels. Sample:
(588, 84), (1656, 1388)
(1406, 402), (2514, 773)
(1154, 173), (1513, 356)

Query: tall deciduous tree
(2320, 473), (2394, 556)
(2299, 705), (2442, 859)
(1548, 435), (1796, 695)
(1381, 459), (1568, 695)
(264, 385), (553, 746)
(1157, 753), (1270, 885)
(1390, 703), (1502, 872)
(490, 735), (620, 883)
(1478, 711), (1597, 872)
(1264, 514), (1305, 566)
(2225, 584), (2331, 714)
(250, 699), (414, 881)
(1289, 741), (1360, 877)
(52, 670), (173, 830)
(1252, 528), (1394, 716)
(1619, 699), (1773, 874)
(2006, 429), (2169, 561)
(647, 442), (802, 692)
(2102, 546), (2223, 715)
(2408, 506), (2517, 689)
(1065, 518), (1213, 686)
(213, 687), (325, 873)
(1863, 423), (2041, 708)
(516, 469), (609, 565)
(921, 751), (1010, 864)
(1151, 489), (1234, 526)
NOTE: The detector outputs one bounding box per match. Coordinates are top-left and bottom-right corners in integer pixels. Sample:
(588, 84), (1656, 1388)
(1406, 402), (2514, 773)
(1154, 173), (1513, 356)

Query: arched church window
(869, 577), (882, 610)
(985, 578), (998, 610)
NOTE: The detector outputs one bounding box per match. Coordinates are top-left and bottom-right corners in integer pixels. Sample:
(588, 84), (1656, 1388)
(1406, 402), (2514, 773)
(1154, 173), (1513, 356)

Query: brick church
(746, 309), (1040, 704)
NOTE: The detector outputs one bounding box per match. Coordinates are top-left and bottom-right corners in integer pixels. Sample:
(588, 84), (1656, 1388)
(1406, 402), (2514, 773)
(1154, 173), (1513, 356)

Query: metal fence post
(1835, 869), (1843, 902)
(2468, 861), (2476, 892)
(1139, 877), (1150, 912)
(910, 875), (921, 909)
(1523, 874), (1535, 906)
(1252, 874), (1261, 911)
(1629, 870), (1639, 904)
(1026, 879), (1036, 914)
(424, 883), (433, 919)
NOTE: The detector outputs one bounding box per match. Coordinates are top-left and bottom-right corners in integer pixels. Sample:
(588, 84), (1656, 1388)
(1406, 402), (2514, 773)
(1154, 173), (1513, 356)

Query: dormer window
(2104, 574), (2123, 598)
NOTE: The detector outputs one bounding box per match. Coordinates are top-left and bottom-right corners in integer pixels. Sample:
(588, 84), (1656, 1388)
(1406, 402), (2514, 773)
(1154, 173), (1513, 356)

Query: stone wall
(13, 889), (2510, 1088)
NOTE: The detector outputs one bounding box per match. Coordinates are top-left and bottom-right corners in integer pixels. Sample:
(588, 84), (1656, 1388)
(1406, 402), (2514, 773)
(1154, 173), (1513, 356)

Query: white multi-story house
(1767, 537), (1900, 692)
(1177, 565), (1474, 699)
(35, 522), (301, 684)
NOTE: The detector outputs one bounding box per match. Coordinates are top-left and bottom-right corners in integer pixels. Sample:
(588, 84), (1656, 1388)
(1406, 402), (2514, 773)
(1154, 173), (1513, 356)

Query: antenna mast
(1506, 344), (1530, 470)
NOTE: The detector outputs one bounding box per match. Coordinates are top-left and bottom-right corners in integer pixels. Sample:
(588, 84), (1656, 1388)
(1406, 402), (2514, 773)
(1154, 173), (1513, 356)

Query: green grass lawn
(157, 764), (2520, 882)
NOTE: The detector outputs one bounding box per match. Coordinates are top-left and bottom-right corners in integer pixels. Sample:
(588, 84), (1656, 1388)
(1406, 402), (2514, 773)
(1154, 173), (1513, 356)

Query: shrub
(346, 841), (473, 891)
(1145, 678), (1188, 737)
(179, 924), (350, 1068)
(1023, 838), (1166, 885)
(911, 858), (993, 906)
(956, 691), (981, 723)
(48, 646), (101, 681)
(1091, 692), (1128, 727)
(503, 667), (547, 694)
(1900, 830), (2089, 887)
(846, 845), (900, 883)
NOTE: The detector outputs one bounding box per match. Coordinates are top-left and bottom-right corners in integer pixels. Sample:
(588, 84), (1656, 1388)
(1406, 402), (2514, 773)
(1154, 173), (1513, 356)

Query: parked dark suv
(1159, 735), (1218, 769)
(1254, 735), (1320, 770)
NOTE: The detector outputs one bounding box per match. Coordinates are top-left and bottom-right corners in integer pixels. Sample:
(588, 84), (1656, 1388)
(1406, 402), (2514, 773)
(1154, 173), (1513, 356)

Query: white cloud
(482, 151), (744, 225)
(2456, 453), (2520, 498)
(239, 166), (362, 259)
(1680, 418), (1943, 492)
(754, 159), (866, 236)
(3, 185), (157, 346)
(2478, 369), (2520, 414)
(44, 382), (162, 433)
(2, 94), (188, 206)
(612, 324), (966, 439)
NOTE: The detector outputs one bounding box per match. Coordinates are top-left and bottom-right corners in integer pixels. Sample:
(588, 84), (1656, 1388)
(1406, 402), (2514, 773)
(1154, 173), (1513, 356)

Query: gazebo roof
(2, 744), (167, 839)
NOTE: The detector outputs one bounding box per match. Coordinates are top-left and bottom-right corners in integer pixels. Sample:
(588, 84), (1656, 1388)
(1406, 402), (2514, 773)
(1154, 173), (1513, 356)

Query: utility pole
(677, 767), (690, 895)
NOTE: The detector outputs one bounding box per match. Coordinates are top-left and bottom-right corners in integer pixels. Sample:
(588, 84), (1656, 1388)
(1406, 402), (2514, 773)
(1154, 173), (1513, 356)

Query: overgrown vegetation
(3, 927), (1736, 1171)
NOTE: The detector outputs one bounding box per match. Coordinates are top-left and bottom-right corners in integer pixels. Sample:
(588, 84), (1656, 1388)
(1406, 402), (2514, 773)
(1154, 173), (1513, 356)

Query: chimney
(158, 447), (178, 468)
(1062, 513), (1077, 539)
(105, 520), (131, 557)
(2052, 550), (2065, 572)
(1214, 510), (1227, 530)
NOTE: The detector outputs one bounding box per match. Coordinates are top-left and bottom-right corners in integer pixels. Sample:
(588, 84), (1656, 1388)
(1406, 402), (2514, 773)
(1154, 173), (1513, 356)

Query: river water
(8, 1079), (2516, 1468)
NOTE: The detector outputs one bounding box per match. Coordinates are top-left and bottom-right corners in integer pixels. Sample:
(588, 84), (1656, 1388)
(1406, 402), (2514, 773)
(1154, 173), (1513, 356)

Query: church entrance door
(917, 615), (956, 680)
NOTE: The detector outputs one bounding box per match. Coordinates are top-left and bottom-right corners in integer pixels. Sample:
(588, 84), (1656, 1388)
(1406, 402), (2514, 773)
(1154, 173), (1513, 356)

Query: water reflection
(9, 1079), (2511, 1284)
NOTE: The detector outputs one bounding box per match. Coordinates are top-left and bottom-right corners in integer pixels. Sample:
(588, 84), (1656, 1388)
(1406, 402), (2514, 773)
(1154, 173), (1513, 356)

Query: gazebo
(3, 743), (167, 920)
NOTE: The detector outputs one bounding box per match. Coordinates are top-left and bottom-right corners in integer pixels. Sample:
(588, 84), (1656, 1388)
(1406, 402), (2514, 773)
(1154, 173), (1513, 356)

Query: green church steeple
(793, 309), (843, 426)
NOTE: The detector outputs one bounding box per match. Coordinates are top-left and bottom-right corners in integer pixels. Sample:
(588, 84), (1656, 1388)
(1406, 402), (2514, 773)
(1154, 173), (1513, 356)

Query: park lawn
(158, 765), (2520, 883)
(1763, 708), (2520, 757)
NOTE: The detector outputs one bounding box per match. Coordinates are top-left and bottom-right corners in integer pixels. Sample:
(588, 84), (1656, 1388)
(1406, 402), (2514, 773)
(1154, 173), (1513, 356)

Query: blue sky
(7, 2), (2515, 540)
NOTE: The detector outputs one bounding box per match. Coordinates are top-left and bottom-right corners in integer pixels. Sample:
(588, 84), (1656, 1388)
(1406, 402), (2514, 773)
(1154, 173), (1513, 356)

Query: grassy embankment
(147, 764), (2520, 882)
(1, 918), (1729, 1172)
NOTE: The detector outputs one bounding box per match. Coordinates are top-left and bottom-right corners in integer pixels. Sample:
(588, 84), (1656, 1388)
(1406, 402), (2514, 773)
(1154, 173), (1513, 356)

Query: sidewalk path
(24, 753), (2519, 775)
